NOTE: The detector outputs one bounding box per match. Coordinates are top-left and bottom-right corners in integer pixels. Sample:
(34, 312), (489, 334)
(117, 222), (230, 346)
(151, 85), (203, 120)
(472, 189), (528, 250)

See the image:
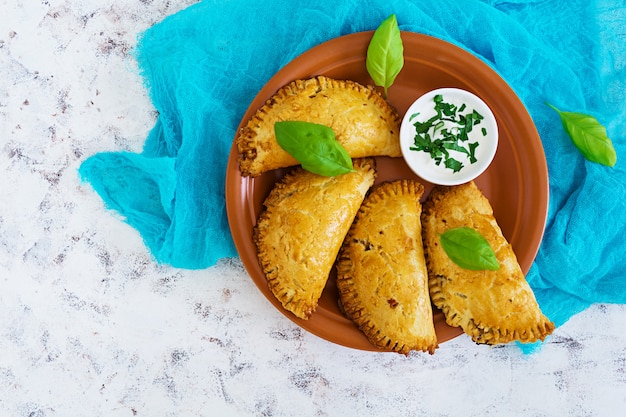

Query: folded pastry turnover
(237, 76), (401, 176)
(253, 158), (377, 319)
(336, 180), (438, 354)
(421, 181), (555, 345)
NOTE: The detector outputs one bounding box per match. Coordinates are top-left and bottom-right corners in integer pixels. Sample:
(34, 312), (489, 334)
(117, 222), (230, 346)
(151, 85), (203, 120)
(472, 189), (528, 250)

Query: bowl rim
(399, 87), (499, 186)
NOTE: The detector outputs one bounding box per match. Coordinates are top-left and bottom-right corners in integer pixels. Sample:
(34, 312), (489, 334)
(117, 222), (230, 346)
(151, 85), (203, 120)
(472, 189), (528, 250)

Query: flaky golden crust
(236, 76), (401, 176)
(253, 158), (377, 319)
(336, 180), (438, 355)
(421, 181), (555, 345)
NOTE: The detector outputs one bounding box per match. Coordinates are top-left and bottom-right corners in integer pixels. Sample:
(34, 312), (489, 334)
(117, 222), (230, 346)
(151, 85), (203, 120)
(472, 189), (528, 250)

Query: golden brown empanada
(253, 158), (377, 319)
(336, 180), (438, 354)
(421, 181), (555, 345)
(237, 76), (401, 176)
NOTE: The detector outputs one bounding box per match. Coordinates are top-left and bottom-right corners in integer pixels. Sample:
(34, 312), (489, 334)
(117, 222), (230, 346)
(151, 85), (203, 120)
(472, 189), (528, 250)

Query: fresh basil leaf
(274, 121), (355, 176)
(366, 14), (404, 98)
(440, 227), (500, 271)
(547, 103), (617, 167)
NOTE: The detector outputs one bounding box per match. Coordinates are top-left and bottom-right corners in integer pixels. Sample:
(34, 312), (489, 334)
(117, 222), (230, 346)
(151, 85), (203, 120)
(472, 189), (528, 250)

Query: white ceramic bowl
(400, 88), (498, 186)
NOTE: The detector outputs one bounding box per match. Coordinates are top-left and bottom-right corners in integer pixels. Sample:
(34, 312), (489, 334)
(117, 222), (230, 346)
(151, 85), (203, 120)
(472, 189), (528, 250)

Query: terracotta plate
(225, 32), (548, 351)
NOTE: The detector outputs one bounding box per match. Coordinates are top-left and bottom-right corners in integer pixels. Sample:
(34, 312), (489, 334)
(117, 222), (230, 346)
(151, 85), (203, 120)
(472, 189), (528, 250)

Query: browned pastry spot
(254, 158), (377, 319)
(337, 179), (438, 355)
(236, 76), (401, 176)
(421, 181), (555, 345)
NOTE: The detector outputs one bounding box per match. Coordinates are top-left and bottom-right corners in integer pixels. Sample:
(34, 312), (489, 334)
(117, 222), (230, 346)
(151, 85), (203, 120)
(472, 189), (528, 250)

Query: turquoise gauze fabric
(79, 0), (626, 331)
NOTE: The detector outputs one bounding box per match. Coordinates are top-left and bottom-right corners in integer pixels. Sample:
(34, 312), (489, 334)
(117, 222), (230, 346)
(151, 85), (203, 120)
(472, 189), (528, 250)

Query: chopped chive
(410, 95), (485, 173)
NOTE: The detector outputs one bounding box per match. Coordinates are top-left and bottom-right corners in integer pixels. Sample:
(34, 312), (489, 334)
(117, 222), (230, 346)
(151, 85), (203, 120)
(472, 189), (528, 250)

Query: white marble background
(1, 1), (626, 416)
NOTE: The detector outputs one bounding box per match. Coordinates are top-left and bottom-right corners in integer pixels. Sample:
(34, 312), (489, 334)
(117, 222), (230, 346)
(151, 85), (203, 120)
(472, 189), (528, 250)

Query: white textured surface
(1, 1), (626, 416)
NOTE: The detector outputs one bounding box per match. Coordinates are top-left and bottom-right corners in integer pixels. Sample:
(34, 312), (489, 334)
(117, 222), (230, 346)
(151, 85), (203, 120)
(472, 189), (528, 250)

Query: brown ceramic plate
(225, 32), (548, 351)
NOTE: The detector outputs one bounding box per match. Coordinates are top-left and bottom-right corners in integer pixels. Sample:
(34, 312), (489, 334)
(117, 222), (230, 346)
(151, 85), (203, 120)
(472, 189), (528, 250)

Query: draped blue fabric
(79, 0), (626, 332)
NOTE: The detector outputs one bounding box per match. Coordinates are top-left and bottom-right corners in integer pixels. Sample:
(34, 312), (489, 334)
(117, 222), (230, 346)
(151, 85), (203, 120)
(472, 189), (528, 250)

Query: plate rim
(225, 30), (549, 351)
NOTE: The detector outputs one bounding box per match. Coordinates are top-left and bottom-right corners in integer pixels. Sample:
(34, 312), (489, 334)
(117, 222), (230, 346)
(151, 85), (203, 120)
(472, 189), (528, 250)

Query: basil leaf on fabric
(366, 14), (404, 98)
(440, 227), (500, 271)
(274, 121), (355, 176)
(547, 103), (617, 167)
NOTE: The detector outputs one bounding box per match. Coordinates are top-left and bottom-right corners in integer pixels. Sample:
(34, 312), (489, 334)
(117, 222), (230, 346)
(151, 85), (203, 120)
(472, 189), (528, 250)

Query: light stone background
(1, 1), (626, 416)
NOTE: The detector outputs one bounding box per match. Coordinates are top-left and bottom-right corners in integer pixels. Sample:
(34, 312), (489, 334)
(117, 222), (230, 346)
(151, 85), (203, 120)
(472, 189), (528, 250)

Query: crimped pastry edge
(428, 273), (555, 345)
(253, 158), (377, 320)
(236, 75), (401, 177)
(337, 179), (438, 355)
(422, 182), (555, 345)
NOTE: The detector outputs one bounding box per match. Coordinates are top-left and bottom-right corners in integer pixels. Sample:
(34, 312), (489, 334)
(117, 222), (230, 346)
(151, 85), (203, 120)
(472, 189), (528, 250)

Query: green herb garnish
(366, 14), (404, 99)
(440, 227), (500, 271)
(546, 103), (617, 167)
(409, 94), (484, 173)
(274, 121), (355, 176)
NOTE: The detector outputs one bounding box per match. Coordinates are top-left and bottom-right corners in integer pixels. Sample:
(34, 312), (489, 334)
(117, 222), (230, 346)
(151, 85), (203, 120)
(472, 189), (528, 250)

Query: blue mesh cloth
(79, 0), (626, 332)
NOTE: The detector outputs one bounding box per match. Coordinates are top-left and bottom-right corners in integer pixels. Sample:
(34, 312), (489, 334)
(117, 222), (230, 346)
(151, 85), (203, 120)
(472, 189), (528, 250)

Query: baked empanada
(421, 181), (554, 345)
(237, 76), (401, 176)
(254, 158), (377, 319)
(336, 180), (438, 354)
